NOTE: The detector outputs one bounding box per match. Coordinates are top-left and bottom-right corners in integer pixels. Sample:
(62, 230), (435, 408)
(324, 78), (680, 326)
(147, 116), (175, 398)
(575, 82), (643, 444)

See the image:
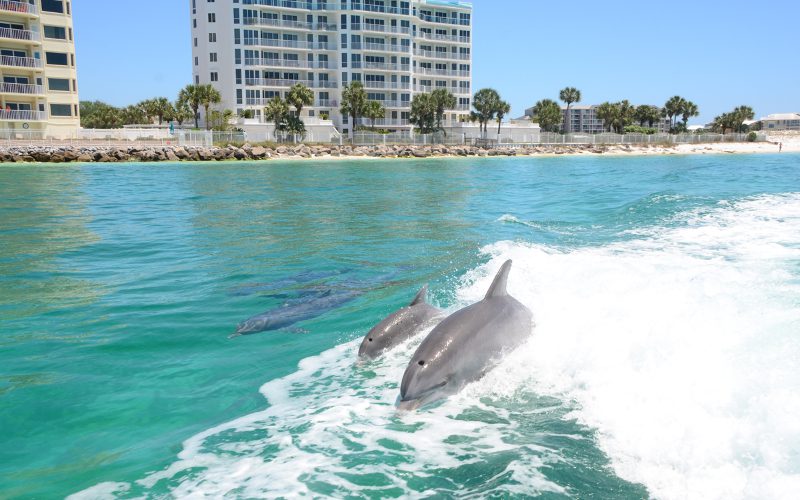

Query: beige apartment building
(0, 0), (79, 139)
(191, 0), (473, 136)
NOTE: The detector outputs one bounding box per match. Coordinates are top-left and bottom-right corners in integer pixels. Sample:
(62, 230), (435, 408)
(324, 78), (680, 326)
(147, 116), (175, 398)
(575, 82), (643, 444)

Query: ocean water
(1, 154), (799, 499)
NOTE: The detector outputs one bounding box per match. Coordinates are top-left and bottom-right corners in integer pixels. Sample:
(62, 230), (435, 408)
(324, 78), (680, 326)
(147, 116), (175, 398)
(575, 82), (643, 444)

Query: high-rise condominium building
(0, 0), (79, 138)
(191, 0), (472, 135)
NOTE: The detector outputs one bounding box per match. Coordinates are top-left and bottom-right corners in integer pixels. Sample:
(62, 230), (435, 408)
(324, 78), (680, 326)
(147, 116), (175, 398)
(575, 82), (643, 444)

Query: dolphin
(358, 285), (445, 360)
(398, 260), (533, 410)
(230, 289), (361, 338)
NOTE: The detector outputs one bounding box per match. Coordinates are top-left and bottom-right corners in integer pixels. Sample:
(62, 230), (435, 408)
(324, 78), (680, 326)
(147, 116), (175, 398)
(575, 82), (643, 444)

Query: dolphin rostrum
(398, 260), (533, 410)
(358, 285), (445, 360)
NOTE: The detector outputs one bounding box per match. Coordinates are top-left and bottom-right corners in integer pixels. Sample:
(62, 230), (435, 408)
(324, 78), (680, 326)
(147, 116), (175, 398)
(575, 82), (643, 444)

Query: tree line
(529, 87), (756, 135)
(80, 84), (231, 131)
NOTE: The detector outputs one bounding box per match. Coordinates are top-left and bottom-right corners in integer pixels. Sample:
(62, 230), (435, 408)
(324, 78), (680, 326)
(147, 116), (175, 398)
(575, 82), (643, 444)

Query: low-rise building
(523, 104), (670, 133)
(757, 113), (800, 131)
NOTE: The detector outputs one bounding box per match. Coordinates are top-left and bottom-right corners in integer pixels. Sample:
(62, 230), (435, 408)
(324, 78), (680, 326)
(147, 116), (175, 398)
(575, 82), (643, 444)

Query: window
(208, 13), (216, 22)
(195, 75), (200, 84)
(48, 78), (70, 91)
(210, 52), (217, 62)
(210, 72), (218, 82)
(194, 37), (198, 47)
(43, 26), (67, 40)
(41, 0), (64, 13)
(50, 104), (72, 117)
(209, 33), (217, 42)
(194, 57), (198, 66)
(193, 19), (197, 28)
(45, 52), (68, 65)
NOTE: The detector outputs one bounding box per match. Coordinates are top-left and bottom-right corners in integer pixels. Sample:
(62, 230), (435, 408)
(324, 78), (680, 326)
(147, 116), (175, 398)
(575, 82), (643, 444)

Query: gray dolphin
(398, 260), (533, 410)
(358, 285), (444, 360)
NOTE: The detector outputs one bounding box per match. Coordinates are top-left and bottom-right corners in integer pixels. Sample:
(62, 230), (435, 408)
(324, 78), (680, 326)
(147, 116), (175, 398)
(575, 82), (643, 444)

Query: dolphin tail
(409, 284), (429, 306)
(485, 260), (512, 299)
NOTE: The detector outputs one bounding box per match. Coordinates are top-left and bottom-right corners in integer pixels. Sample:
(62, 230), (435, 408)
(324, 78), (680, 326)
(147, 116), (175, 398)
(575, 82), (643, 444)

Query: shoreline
(0, 140), (795, 164)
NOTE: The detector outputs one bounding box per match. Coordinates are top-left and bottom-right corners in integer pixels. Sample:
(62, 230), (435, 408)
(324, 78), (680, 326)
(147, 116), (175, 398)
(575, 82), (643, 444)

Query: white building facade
(0, 0), (80, 138)
(190, 0), (472, 135)
(524, 105), (670, 134)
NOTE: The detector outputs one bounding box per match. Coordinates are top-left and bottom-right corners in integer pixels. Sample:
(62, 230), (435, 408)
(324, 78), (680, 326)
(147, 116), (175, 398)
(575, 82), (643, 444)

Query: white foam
(78, 193), (800, 499)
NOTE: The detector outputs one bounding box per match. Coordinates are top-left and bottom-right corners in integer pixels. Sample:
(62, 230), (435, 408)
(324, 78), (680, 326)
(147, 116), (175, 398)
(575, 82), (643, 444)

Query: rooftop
(760, 113), (800, 121)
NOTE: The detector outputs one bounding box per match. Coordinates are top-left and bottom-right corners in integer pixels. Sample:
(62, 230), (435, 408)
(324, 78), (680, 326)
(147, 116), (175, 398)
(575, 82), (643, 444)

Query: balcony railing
(414, 49), (470, 60)
(418, 32), (471, 44)
(0, 54), (42, 69)
(350, 42), (409, 53)
(0, 109), (46, 121)
(418, 14), (471, 26)
(245, 78), (338, 88)
(367, 100), (408, 108)
(414, 85), (470, 95)
(241, 0), (337, 10)
(363, 81), (410, 90)
(0, 27), (40, 43)
(357, 118), (411, 127)
(244, 58), (337, 70)
(415, 68), (470, 77)
(313, 99), (337, 107)
(0, 0), (38, 15)
(350, 23), (411, 35)
(244, 38), (337, 50)
(0, 82), (44, 95)
(242, 17), (337, 31)
(353, 62), (410, 72)
(349, 4), (410, 15)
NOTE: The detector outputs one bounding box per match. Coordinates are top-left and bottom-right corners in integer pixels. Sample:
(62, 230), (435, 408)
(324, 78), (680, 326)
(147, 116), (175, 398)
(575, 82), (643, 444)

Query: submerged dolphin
(358, 285), (444, 360)
(398, 260), (533, 410)
(227, 269), (348, 297)
(230, 289), (361, 338)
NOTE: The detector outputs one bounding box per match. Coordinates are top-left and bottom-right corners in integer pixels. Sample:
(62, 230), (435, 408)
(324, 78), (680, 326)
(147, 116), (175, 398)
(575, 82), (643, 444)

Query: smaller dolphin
(398, 260), (533, 410)
(358, 285), (444, 360)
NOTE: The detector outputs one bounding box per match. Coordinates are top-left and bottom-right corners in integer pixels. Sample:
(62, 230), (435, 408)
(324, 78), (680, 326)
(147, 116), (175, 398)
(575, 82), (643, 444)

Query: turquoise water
(2, 155), (799, 499)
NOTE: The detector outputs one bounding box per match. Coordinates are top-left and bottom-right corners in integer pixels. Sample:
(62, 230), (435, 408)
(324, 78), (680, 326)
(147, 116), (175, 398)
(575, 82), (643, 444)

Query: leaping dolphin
(358, 285), (445, 360)
(398, 260), (533, 410)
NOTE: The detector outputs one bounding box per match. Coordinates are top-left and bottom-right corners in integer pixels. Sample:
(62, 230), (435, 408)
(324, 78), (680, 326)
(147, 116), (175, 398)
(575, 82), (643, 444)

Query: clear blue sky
(74, 0), (800, 124)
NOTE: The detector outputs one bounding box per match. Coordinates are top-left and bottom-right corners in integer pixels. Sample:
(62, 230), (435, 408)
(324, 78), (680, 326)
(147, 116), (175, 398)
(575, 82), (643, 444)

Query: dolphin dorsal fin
(485, 260), (512, 299)
(409, 285), (428, 306)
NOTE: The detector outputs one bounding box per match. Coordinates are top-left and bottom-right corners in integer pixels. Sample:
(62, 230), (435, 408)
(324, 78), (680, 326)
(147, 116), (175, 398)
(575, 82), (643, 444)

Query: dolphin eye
(368, 338), (373, 342)
(418, 360), (425, 366)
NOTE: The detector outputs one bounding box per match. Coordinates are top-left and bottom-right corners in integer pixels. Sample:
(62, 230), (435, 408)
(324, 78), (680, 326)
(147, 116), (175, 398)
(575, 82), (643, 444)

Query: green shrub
(747, 131), (757, 142)
(624, 125), (658, 135)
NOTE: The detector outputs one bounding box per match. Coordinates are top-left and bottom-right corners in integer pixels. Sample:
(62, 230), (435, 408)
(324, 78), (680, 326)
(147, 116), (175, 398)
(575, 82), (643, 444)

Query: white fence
(534, 132), (764, 145)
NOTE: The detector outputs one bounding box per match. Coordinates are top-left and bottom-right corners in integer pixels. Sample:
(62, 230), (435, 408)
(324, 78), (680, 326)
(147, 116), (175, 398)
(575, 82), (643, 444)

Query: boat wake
(74, 193), (800, 499)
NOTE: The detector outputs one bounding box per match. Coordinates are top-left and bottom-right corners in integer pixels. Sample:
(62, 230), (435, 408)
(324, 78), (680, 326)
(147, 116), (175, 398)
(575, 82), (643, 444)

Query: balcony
(357, 118), (411, 127)
(244, 58), (337, 70)
(0, 54), (42, 69)
(350, 23), (411, 35)
(367, 100), (408, 108)
(353, 62), (410, 72)
(244, 78), (338, 89)
(349, 4), (410, 15)
(242, 17), (337, 31)
(351, 42), (410, 53)
(414, 85), (470, 95)
(414, 49), (470, 60)
(0, 26), (40, 44)
(0, 82), (44, 95)
(418, 32), (471, 44)
(0, 109), (46, 121)
(243, 38), (337, 51)
(418, 14), (471, 26)
(0, 0), (38, 16)
(415, 67), (470, 77)
(313, 99), (338, 107)
(363, 80), (410, 90)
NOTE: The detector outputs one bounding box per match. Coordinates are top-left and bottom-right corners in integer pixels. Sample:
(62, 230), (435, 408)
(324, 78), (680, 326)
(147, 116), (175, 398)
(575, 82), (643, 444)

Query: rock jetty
(0, 143), (673, 163)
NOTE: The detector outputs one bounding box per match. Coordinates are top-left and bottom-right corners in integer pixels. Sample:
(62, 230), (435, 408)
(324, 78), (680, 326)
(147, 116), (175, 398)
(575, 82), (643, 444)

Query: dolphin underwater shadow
(357, 285), (445, 361)
(230, 289), (362, 338)
(397, 260), (534, 411)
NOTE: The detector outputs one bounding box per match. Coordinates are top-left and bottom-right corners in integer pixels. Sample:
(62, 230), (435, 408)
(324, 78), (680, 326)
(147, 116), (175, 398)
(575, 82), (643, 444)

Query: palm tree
(199, 84), (222, 130)
(364, 100), (386, 130)
(496, 100), (511, 135)
(472, 88), (501, 138)
(264, 96), (289, 139)
(634, 105), (662, 128)
(430, 88), (456, 132)
(172, 100), (192, 126)
(410, 93), (437, 133)
(680, 101), (699, 130)
(530, 99), (562, 133)
(664, 96), (686, 131)
(732, 105), (755, 132)
(287, 83), (314, 118)
(340, 81), (368, 137)
(178, 84), (203, 129)
(595, 102), (616, 132)
(559, 87), (581, 133)
(142, 97), (173, 125)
